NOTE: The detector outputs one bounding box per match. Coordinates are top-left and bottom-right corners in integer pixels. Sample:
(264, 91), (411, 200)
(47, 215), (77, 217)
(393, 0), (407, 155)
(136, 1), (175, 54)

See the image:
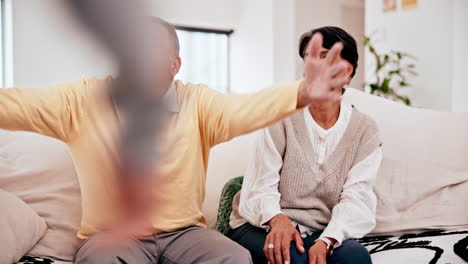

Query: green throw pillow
(215, 176), (244, 235)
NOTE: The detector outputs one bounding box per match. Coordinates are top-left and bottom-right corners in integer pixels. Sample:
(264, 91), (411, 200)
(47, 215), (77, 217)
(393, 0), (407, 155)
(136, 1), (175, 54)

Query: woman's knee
(228, 224), (267, 263)
(329, 240), (372, 264)
(289, 242), (308, 264)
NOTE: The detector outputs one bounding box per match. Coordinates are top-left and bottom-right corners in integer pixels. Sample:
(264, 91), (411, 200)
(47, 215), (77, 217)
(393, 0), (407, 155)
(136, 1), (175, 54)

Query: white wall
(365, 0), (460, 111)
(452, 0), (468, 112)
(230, 0), (275, 93)
(273, 0), (297, 84)
(13, 0), (274, 92)
(10, 0), (290, 93)
(11, 0), (368, 96)
(12, 0), (117, 88)
(152, 0), (296, 94)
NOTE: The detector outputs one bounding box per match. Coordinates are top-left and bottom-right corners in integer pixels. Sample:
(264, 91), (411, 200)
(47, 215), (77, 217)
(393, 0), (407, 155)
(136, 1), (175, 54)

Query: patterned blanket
(358, 229), (468, 264)
(18, 229), (467, 263)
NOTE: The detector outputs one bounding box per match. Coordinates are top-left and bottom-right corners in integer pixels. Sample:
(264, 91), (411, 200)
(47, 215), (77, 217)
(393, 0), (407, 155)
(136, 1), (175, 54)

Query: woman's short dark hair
(299, 26), (358, 78)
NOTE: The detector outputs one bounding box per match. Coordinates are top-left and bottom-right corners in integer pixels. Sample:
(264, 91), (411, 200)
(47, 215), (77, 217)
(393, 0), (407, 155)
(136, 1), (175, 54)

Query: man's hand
(297, 33), (350, 108)
(264, 214), (305, 264)
(308, 240), (328, 264)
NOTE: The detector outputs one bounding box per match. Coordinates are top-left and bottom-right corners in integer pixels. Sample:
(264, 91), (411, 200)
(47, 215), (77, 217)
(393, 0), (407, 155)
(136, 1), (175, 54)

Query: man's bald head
(150, 17), (180, 57)
(146, 17), (182, 94)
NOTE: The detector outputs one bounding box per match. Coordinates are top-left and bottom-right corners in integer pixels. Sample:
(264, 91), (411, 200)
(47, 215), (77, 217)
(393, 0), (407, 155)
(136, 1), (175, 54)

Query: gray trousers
(74, 226), (252, 264)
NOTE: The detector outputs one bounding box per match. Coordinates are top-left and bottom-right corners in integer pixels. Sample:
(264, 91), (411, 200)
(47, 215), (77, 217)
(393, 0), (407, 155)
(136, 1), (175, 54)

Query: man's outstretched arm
(197, 80), (301, 147)
(0, 79), (87, 142)
(199, 33), (349, 147)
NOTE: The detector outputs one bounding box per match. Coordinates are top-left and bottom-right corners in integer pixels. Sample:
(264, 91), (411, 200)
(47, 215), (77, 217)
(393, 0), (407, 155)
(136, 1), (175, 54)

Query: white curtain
(176, 30), (229, 93)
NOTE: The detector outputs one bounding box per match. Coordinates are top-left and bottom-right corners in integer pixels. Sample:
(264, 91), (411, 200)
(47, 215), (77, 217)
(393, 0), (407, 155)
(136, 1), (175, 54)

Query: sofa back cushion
(0, 130), (82, 261)
(343, 89), (468, 234)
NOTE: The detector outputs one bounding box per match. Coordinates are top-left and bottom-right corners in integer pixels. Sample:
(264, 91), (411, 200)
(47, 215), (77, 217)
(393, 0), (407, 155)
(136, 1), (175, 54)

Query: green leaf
(403, 97), (411, 105)
(381, 55), (390, 68)
(398, 96), (411, 106)
(381, 78), (390, 93)
(364, 37), (370, 46)
(369, 84), (379, 94)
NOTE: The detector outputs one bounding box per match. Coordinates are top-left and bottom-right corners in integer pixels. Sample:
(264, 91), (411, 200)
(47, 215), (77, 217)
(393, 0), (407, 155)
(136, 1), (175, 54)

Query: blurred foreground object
(68, 0), (167, 239)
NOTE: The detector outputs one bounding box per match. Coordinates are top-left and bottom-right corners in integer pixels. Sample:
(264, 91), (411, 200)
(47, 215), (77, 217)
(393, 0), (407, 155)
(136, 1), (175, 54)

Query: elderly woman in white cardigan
(228, 27), (382, 264)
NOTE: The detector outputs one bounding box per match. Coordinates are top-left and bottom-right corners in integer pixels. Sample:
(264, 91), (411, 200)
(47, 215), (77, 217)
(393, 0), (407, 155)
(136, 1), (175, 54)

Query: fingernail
(285, 261), (289, 264)
(301, 246), (305, 251)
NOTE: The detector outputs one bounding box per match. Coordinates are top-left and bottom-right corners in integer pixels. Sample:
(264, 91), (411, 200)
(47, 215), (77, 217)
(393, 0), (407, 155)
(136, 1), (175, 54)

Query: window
(175, 27), (232, 93)
(0, 0), (13, 88)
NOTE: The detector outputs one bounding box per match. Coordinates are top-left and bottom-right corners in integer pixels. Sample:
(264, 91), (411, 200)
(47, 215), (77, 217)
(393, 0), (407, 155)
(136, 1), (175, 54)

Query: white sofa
(0, 88), (467, 264)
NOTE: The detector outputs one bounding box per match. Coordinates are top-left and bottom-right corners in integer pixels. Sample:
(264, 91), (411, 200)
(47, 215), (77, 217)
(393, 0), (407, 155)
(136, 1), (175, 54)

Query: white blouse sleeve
(319, 148), (383, 247)
(238, 127), (284, 228)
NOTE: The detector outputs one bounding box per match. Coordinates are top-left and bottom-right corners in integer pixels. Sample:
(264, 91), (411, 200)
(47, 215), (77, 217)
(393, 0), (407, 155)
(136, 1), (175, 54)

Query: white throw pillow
(0, 189), (47, 264)
(0, 130), (82, 261)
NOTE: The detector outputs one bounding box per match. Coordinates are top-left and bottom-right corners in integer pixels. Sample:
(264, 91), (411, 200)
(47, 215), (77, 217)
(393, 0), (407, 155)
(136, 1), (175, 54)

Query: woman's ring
(267, 243), (275, 249)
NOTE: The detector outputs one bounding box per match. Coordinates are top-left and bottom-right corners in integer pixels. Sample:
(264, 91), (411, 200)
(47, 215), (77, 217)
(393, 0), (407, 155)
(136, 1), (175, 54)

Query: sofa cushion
(0, 189), (47, 264)
(0, 130), (82, 261)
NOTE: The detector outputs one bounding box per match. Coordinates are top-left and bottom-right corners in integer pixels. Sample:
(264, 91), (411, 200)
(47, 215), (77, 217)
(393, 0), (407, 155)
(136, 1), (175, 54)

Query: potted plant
(364, 36), (417, 106)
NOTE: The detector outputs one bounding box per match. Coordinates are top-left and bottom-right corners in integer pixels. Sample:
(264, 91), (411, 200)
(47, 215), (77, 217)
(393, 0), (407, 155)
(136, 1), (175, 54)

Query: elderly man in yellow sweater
(0, 19), (350, 263)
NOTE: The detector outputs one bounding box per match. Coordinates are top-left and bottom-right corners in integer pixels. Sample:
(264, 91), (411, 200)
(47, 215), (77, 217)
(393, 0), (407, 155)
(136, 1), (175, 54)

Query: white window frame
(0, 0), (13, 88)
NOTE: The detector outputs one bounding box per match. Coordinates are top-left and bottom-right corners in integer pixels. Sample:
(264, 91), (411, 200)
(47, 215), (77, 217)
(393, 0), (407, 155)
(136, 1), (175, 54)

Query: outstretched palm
(298, 33), (349, 107)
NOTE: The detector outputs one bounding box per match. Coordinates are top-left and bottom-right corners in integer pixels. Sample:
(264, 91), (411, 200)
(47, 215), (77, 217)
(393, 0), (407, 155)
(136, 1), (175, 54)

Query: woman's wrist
(267, 213), (288, 229)
(316, 237), (336, 255)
